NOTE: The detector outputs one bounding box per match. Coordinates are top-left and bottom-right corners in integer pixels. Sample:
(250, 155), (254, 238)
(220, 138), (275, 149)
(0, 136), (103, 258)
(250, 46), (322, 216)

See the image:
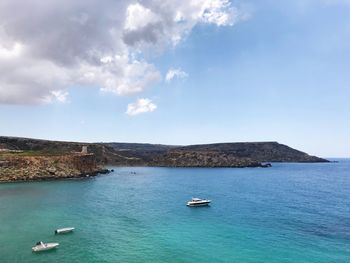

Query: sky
(0, 0), (350, 157)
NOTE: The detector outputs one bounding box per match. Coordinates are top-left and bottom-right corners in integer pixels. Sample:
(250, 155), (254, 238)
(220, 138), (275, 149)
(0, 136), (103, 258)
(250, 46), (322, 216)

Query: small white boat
(187, 197), (211, 207)
(32, 241), (59, 252)
(55, 227), (75, 234)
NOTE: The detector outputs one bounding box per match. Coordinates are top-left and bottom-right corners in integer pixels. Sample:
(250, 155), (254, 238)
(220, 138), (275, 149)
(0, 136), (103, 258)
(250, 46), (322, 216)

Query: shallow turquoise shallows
(1, 161), (350, 263)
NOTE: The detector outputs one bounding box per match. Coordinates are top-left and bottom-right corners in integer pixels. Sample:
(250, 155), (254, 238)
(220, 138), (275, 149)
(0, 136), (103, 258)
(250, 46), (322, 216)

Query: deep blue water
(0, 160), (349, 262)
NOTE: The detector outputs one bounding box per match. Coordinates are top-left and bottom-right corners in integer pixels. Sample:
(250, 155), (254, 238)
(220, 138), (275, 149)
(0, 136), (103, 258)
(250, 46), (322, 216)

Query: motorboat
(187, 197), (211, 207)
(32, 241), (59, 252)
(55, 227), (75, 234)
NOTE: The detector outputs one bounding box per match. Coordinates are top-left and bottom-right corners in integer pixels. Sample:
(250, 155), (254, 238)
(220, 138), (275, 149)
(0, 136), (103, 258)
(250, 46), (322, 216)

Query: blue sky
(0, 0), (350, 157)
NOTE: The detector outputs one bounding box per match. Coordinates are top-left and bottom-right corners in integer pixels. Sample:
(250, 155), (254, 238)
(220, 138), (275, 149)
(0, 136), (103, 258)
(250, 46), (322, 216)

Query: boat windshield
(36, 241), (43, 246)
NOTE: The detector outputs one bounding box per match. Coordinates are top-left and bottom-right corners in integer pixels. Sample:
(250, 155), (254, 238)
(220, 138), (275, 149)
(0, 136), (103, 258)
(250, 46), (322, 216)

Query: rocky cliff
(147, 151), (267, 168)
(0, 152), (105, 182)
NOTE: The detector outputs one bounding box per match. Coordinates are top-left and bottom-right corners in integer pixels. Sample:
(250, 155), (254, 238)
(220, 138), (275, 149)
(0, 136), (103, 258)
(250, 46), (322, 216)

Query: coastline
(0, 168), (111, 183)
(0, 152), (111, 183)
(0, 137), (329, 182)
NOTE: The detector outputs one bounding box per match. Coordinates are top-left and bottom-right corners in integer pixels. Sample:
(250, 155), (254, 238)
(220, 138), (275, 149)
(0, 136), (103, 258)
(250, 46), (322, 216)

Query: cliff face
(0, 153), (101, 182)
(147, 151), (264, 168)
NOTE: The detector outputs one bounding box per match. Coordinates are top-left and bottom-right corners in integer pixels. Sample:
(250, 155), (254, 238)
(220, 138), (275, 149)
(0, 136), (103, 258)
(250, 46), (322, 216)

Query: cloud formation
(126, 98), (157, 116)
(165, 68), (189, 82)
(0, 0), (244, 105)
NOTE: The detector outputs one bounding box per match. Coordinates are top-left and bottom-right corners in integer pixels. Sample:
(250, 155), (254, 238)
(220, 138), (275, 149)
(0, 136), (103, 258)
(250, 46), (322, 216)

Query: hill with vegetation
(0, 137), (328, 170)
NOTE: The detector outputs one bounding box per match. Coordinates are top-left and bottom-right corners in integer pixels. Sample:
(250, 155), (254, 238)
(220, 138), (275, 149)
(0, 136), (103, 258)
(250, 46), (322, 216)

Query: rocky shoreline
(0, 152), (111, 183)
(0, 169), (112, 183)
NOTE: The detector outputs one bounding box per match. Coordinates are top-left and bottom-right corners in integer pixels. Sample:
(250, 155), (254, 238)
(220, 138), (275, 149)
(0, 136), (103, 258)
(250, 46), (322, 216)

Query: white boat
(187, 197), (211, 207)
(32, 241), (59, 252)
(55, 227), (75, 234)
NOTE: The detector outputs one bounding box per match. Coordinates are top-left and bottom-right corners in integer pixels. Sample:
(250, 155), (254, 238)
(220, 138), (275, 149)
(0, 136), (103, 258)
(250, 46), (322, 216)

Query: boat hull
(55, 227), (75, 234)
(187, 201), (211, 207)
(32, 243), (59, 252)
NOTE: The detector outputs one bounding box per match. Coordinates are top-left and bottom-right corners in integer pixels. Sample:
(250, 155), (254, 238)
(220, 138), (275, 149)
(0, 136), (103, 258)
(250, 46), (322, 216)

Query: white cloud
(126, 98), (157, 116)
(0, 42), (23, 59)
(165, 68), (188, 82)
(201, 0), (237, 26)
(0, 0), (247, 105)
(100, 56), (113, 64)
(50, 90), (69, 103)
(125, 3), (160, 31)
(122, 0), (247, 48)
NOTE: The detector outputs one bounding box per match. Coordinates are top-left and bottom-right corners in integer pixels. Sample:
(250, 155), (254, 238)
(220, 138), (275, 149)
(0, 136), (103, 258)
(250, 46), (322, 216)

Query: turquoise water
(0, 161), (350, 262)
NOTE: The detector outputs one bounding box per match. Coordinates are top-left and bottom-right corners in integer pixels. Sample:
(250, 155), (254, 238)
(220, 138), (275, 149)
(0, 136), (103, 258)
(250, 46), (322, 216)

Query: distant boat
(187, 197), (211, 207)
(55, 227), (75, 234)
(32, 241), (59, 252)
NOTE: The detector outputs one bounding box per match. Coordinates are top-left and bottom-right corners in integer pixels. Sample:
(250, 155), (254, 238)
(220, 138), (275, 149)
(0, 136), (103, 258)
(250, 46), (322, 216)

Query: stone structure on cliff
(81, 146), (88, 154)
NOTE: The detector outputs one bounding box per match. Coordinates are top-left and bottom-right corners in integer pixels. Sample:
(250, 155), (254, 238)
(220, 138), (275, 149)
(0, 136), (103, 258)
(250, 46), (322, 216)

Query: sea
(0, 160), (349, 263)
